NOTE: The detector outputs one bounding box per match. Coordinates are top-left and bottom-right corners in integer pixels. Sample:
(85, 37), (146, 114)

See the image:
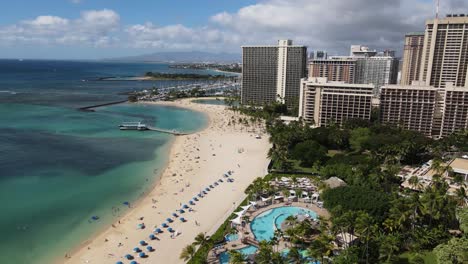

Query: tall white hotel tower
(241, 40), (307, 108)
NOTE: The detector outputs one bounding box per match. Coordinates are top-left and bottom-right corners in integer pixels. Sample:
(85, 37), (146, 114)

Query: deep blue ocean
(0, 60), (211, 263)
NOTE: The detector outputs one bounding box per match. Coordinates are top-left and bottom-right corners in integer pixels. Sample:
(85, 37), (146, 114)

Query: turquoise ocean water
(0, 60), (210, 263)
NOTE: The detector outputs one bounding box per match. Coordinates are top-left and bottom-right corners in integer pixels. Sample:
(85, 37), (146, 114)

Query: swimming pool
(250, 206), (317, 242)
(225, 233), (239, 242)
(219, 245), (258, 264)
(282, 249), (320, 264)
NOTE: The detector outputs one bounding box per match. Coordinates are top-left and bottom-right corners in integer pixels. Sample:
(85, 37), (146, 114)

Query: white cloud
(25, 16), (69, 27)
(203, 0), (468, 54)
(124, 22), (236, 51)
(0, 9), (119, 47)
(1, 0), (468, 56)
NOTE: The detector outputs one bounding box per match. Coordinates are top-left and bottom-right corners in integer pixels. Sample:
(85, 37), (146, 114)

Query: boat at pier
(119, 122), (148, 131)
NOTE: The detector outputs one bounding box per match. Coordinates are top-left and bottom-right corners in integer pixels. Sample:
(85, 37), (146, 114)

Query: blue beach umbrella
(133, 247), (141, 253)
(209, 184), (214, 188)
(183, 204), (189, 209)
(139, 240), (146, 246)
(155, 228), (162, 233)
(116, 261), (124, 264)
(189, 200), (195, 205)
(219, 179), (223, 182)
(168, 227), (174, 232)
(179, 209), (185, 214)
(130, 261), (137, 264)
(139, 252), (145, 258)
(166, 218), (173, 222)
(214, 182), (219, 186)
(203, 191), (207, 195)
(125, 254), (133, 260)
(146, 246), (153, 252)
(180, 217), (186, 222)
(149, 234), (156, 240)
(193, 197), (199, 201)
(205, 187), (210, 191)
(162, 222), (168, 228)
(172, 212), (178, 217)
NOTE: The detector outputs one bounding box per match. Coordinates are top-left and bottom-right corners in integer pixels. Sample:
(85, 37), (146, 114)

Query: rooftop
(405, 32), (425, 36)
(449, 158), (468, 173)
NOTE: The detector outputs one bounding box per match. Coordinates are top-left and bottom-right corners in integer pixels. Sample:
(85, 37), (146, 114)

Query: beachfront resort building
(380, 81), (468, 138)
(401, 32), (425, 85)
(379, 15), (468, 138)
(419, 15), (468, 88)
(309, 57), (357, 84)
(241, 40), (307, 108)
(298, 77), (374, 127)
(354, 56), (400, 92)
(308, 45), (399, 93)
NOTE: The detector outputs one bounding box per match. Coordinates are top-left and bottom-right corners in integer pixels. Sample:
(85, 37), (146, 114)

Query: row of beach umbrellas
(119, 172), (235, 263)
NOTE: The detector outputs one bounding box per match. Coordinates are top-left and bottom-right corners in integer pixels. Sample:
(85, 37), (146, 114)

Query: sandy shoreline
(64, 98), (270, 264)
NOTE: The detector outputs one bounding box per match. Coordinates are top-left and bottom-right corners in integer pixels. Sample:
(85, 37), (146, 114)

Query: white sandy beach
(64, 98), (271, 264)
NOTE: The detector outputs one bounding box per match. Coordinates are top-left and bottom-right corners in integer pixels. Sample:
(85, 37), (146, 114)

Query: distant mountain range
(105, 51), (241, 63)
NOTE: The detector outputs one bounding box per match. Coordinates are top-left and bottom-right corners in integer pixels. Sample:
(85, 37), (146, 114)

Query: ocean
(0, 60), (211, 263)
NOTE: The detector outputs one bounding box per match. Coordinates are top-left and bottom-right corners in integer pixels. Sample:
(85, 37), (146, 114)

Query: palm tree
(378, 233), (400, 263)
(408, 175), (422, 191)
(229, 250), (245, 264)
(420, 186), (445, 226)
(307, 233), (334, 264)
(255, 241), (275, 264)
(287, 247), (302, 264)
(454, 187), (467, 207)
(193, 232), (210, 246)
(355, 212), (377, 264)
(179, 244), (196, 261)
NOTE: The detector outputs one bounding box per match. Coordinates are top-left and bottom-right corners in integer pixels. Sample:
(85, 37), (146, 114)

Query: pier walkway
(146, 126), (189, 136)
(78, 100), (127, 112)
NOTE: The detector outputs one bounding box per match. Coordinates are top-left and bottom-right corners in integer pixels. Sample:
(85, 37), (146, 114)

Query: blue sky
(0, 0), (466, 59)
(0, 0), (256, 26)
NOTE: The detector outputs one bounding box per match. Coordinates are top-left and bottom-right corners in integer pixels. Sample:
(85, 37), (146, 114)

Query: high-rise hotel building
(380, 15), (468, 138)
(309, 57), (357, 84)
(354, 56), (399, 91)
(380, 82), (439, 137)
(381, 82), (468, 138)
(420, 15), (468, 88)
(308, 46), (399, 93)
(241, 40), (307, 108)
(401, 32), (425, 85)
(299, 77), (374, 127)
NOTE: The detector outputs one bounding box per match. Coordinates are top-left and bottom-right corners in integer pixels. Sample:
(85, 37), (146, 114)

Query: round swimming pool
(250, 206), (317, 242)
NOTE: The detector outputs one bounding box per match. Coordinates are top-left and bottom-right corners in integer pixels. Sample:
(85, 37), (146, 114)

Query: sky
(0, 0), (467, 59)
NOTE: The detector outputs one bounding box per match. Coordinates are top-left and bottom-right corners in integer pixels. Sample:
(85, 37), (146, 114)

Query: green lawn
(271, 158), (316, 173)
(327, 149), (344, 157)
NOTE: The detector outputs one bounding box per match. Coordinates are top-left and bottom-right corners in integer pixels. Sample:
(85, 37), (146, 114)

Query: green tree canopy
(291, 140), (328, 167)
(349, 127), (371, 152)
(433, 237), (468, 264)
(322, 186), (391, 221)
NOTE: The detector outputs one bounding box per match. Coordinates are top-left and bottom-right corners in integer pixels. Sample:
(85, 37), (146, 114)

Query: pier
(78, 100), (127, 112)
(119, 122), (188, 136)
(146, 126), (189, 136)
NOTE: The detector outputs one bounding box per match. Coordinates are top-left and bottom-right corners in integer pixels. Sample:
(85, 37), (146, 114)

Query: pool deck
(206, 201), (329, 263)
